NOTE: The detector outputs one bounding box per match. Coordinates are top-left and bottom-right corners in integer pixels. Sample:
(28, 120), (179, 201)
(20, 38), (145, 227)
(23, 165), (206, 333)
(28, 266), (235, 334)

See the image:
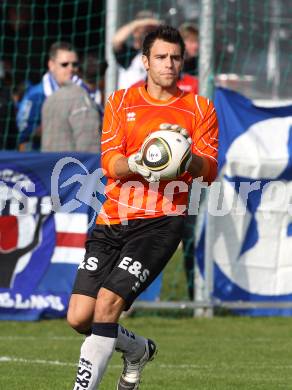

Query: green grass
(1, 317), (292, 389)
(161, 246), (189, 301)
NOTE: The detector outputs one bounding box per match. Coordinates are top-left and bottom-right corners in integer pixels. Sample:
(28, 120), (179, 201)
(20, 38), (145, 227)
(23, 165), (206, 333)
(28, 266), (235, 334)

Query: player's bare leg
(67, 294), (96, 334)
(68, 290), (156, 390)
(70, 289), (124, 389)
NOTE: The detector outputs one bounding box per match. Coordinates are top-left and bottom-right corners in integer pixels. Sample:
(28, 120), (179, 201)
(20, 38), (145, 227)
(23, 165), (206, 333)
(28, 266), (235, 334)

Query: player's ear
(142, 55), (149, 71)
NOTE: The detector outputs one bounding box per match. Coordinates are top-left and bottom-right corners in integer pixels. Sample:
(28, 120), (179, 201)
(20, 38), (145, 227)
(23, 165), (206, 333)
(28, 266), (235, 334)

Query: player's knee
(67, 294), (95, 333)
(94, 289), (126, 322)
(67, 309), (91, 334)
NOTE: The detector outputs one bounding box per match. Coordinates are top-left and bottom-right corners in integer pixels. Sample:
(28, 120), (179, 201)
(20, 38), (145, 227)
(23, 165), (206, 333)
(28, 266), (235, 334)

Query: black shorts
(72, 215), (185, 310)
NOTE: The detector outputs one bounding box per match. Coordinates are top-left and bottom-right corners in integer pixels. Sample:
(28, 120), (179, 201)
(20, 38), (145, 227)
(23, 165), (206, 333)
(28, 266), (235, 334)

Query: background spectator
(78, 53), (108, 116)
(174, 23), (199, 94)
(16, 42), (80, 151)
(179, 23), (199, 75)
(41, 53), (102, 152)
(112, 10), (161, 89)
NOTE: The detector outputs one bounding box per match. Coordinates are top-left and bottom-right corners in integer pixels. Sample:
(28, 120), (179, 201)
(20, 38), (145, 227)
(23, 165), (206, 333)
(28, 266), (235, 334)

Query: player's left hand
(159, 123), (192, 145)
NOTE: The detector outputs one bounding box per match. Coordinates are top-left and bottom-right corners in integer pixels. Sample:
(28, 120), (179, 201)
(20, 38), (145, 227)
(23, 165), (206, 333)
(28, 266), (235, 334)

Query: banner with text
(197, 87), (292, 315)
(0, 152), (161, 320)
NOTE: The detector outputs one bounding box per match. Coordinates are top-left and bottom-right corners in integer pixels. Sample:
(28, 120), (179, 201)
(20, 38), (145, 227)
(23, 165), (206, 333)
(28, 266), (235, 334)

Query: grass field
(1, 316), (292, 389)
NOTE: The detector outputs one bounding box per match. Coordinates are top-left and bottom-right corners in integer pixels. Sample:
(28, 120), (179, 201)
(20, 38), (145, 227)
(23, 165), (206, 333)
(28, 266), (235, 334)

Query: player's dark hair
(142, 25), (185, 59)
(49, 41), (77, 59)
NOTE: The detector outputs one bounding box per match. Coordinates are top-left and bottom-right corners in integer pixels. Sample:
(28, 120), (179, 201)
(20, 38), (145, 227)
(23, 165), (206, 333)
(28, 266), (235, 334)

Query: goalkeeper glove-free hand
(159, 123), (192, 145)
(128, 152), (160, 182)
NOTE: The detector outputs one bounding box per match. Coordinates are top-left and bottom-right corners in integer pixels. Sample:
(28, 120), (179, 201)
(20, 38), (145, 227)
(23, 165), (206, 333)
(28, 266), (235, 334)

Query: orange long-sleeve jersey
(97, 86), (218, 224)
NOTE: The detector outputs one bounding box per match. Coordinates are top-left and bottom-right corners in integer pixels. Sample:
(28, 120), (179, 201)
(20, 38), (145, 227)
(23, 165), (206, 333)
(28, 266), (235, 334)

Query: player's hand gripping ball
(141, 123), (192, 180)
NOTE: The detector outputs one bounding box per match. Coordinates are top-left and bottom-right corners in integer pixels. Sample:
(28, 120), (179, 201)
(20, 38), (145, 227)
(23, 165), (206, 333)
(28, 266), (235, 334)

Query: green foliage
(1, 317), (292, 389)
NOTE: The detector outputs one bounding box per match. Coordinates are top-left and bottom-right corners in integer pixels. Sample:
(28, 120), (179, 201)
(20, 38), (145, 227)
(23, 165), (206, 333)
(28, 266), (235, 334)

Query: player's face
(142, 39), (183, 88)
(48, 49), (79, 85)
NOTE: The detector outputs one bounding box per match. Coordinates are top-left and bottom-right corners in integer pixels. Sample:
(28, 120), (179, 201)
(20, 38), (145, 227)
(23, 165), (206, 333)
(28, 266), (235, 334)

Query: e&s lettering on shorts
(72, 216), (185, 310)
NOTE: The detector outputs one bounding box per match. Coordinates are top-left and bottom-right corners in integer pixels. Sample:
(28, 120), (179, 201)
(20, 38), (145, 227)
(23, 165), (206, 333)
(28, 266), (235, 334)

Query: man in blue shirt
(17, 41), (79, 151)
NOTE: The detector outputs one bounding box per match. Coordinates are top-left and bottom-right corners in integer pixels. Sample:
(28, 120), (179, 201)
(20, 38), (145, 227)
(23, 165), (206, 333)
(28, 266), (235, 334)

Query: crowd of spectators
(0, 10), (199, 155)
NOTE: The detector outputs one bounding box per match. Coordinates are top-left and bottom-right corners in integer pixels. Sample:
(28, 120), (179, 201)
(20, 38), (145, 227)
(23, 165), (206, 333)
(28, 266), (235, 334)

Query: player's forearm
(188, 154), (204, 177)
(104, 155), (132, 179)
(188, 154), (217, 184)
(114, 156), (132, 177)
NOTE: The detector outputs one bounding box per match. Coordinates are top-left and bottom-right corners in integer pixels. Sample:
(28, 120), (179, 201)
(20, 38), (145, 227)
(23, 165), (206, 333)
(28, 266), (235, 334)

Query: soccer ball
(141, 130), (192, 179)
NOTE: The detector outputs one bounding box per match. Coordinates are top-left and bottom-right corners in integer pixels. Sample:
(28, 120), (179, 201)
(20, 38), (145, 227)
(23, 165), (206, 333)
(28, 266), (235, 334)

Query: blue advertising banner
(0, 152), (161, 320)
(197, 88), (292, 315)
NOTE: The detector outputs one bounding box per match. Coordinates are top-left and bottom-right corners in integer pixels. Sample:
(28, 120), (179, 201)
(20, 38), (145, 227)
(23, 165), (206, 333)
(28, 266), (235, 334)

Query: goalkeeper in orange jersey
(68, 25), (218, 390)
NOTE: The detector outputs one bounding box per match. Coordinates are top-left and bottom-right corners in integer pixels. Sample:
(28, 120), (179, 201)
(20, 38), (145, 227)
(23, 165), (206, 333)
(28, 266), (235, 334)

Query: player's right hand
(128, 152), (160, 182)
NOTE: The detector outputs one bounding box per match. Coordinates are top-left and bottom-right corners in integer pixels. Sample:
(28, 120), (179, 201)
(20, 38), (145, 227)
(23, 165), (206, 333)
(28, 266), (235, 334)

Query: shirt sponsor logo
(126, 112), (136, 122)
